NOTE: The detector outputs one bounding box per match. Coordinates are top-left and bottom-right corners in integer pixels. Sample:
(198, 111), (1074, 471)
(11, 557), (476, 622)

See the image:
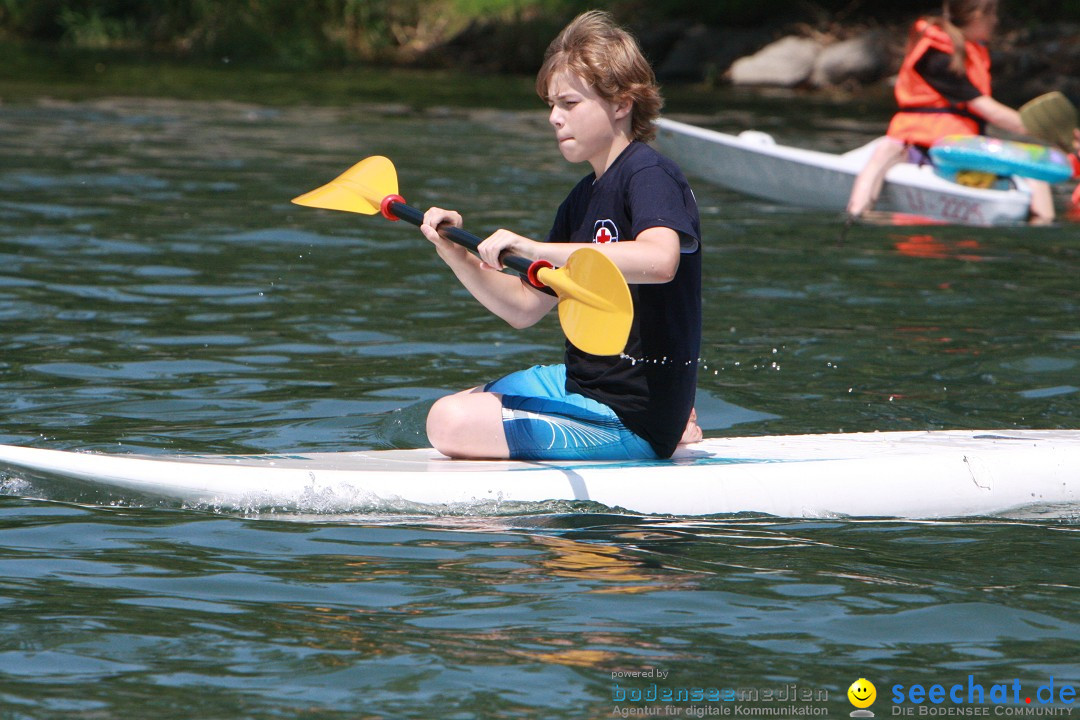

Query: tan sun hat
(1020, 91), (1079, 151)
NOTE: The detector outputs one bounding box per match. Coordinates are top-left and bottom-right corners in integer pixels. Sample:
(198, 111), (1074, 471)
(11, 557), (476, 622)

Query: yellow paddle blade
(1020, 91), (1078, 151)
(538, 247), (633, 356)
(291, 156), (398, 215)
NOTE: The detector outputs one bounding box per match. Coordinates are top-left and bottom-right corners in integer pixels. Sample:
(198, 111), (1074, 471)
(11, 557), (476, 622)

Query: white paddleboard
(1, 430), (1079, 518)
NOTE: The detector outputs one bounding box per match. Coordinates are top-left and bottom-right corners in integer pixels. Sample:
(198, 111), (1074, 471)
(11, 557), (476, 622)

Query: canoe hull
(654, 118), (1033, 226)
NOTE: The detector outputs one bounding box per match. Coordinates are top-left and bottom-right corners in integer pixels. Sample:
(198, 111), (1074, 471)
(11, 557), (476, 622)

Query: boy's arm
(421, 208), (558, 329)
(478, 226), (682, 284)
(439, 247), (559, 329)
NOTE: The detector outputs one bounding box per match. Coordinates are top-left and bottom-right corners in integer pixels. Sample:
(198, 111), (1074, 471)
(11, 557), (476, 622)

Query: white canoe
(2, 429), (1079, 518)
(654, 117), (1033, 226)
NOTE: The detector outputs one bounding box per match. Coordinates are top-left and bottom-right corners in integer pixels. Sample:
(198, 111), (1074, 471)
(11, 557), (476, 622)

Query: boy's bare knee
(426, 396), (464, 455)
(426, 392), (509, 459)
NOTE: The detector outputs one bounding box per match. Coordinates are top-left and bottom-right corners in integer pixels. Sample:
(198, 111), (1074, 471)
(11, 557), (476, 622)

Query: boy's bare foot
(679, 408), (703, 444)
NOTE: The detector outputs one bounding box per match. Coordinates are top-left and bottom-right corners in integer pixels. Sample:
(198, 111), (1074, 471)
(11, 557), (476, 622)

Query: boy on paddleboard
(418, 10), (702, 461)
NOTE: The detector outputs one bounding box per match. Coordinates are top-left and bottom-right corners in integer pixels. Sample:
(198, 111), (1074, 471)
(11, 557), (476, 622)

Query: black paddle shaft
(386, 199), (539, 281)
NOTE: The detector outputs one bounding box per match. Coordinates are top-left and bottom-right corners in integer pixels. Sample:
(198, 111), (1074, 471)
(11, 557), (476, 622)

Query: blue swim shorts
(484, 364), (658, 461)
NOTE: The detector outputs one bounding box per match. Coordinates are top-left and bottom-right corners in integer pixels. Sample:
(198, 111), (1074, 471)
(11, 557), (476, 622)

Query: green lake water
(0, 93), (1078, 718)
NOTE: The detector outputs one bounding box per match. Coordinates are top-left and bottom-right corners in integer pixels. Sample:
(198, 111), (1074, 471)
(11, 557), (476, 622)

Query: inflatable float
(930, 134), (1073, 185)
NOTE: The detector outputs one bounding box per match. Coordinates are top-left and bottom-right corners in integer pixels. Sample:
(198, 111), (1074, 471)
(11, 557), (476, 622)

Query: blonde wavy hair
(535, 10), (663, 143)
(915, 0), (1000, 74)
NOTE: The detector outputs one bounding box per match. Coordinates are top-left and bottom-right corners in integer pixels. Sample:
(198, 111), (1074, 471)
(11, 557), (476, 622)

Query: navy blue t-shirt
(915, 48), (982, 104)
(546, 141), (702, 458)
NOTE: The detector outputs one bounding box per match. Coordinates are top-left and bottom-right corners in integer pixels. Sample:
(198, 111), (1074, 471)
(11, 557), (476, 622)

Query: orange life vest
(886, 20), (992, 147)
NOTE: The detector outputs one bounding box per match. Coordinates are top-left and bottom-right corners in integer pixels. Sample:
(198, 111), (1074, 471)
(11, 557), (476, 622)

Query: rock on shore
(646, 21), (1080, 104)
(418, 16), (1079, 107)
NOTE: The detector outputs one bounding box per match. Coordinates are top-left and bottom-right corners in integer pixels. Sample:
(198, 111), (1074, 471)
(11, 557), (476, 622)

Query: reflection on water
(0, 96), (1078, 718)
(1, 502), (1075, 718)
(892, 234), (986, 261)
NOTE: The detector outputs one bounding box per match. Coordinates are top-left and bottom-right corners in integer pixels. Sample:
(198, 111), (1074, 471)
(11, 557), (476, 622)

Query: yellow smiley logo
(848, 678), (876, 708)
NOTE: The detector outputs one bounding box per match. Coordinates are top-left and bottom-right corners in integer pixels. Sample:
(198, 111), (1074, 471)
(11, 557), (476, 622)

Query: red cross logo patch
(592, 219), (619, 243)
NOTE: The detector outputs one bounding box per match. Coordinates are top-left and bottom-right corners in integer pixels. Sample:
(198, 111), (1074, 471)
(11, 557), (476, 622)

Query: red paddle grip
(526, 259), (553, 288)
(380, 194), (405, 221)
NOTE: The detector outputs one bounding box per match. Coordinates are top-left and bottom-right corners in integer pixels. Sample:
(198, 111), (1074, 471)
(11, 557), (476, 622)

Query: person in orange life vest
(846, 0), (1055, 222)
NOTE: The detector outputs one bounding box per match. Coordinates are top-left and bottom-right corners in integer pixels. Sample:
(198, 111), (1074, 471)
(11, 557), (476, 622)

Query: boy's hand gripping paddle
(292, 156), (633, 356)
